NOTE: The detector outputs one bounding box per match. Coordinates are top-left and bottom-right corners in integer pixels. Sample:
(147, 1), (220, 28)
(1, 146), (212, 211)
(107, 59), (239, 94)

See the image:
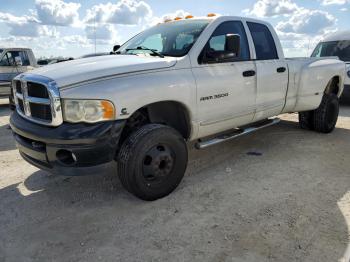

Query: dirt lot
(0, 98), (350, 262)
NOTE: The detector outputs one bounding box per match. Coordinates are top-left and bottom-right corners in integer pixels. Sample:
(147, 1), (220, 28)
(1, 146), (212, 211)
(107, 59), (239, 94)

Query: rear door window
(247, 22), (278, 60)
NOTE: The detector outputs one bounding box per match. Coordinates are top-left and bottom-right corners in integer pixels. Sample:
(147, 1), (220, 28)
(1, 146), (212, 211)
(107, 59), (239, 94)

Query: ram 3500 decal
(200, 93), (229, 102)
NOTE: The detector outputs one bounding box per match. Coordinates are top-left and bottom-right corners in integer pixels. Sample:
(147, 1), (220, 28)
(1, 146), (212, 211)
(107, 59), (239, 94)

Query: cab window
(247, 22), (278, 60)
(0, 52), (14, 66)
(0, 51), (30, 66)
(199, 21), (250, 64)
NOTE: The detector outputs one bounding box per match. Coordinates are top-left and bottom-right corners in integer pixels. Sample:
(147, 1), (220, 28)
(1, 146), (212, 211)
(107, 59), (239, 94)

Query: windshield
(118, 20), (210, 57)
(311, 41), (350, 62)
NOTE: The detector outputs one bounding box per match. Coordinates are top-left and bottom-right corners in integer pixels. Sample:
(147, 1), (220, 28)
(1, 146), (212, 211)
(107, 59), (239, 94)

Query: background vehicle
(10, 16), (346, 201)
(0, 48), (37, 107)
(37, 57), (74, 66)
(312, 31), (350, 99)
(79, 52), (110, 59)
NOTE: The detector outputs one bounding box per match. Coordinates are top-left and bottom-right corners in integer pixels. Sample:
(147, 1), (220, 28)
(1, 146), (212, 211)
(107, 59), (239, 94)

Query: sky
(0, 0), (349, 58)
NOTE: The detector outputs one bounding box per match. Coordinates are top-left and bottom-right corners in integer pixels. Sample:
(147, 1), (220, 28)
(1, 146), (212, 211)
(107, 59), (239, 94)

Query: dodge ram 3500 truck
(311, 31), (350, 99)
(10, 16), (346, 201)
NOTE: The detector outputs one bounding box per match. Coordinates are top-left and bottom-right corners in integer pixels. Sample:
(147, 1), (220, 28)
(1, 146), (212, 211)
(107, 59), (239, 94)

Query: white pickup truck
(0, 48), (37, 105)
(10, 16), (346, 200)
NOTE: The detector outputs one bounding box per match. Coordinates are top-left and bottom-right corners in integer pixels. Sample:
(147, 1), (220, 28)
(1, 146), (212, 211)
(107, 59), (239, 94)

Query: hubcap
(142, 144), (175, 184)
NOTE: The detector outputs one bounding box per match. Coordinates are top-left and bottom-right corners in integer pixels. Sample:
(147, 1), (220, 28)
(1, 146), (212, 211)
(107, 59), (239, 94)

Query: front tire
(117, 124), (188, 201)
(313, 93), (339, 133)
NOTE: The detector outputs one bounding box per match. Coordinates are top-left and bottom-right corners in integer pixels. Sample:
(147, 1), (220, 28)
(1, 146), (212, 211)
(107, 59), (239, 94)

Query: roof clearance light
(185, 15), (194, 19)
(164, 19), (172, 23)
(174, 17), (183, 20)
(207, 13), (216, 17)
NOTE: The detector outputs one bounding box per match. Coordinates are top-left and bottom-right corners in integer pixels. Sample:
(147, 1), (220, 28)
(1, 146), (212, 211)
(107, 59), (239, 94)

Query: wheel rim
(142, 144), (175, 185)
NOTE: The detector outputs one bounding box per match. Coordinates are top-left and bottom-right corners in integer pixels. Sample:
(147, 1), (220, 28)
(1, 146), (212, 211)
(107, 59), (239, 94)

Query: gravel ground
(0, 98), (350, 262)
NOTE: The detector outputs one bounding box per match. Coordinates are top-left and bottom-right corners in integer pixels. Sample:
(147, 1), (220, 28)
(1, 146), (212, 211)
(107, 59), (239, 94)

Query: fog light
(56, 150), (77, 166)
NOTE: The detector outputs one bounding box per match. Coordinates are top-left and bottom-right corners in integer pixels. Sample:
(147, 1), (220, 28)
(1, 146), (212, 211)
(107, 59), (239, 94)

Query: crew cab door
(192, 21), (257, 138)
(246, 22), (288, 121)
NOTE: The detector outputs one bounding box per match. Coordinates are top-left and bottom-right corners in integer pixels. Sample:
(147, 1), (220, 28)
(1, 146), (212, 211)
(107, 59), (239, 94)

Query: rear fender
(294, 59), (345, 112)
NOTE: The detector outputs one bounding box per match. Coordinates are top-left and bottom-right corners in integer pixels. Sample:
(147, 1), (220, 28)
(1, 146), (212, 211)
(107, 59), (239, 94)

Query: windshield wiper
(126, 46), (164, 58)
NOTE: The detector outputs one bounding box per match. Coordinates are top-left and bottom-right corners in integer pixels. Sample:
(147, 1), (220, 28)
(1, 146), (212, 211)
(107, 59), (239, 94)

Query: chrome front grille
(12, 74), (63, 126)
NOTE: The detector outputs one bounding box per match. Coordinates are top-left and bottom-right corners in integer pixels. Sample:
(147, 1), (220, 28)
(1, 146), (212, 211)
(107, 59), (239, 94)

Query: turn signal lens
(101, 100), (115, 119)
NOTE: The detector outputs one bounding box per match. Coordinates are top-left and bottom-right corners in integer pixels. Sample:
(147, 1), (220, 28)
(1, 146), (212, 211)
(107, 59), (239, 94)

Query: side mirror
(113, 45), (121, 52)
(225, 34), (240, 56)
(202, 34), (241, 64)
(14, 56), (23, 66)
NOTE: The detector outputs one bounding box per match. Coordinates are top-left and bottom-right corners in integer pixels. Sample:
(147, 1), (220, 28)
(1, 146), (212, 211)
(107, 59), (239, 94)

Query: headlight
(62, 99), (116, 123)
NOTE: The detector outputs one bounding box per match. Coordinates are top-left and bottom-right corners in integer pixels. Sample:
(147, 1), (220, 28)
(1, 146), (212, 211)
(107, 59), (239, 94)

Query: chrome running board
(195, 118), (281, 150)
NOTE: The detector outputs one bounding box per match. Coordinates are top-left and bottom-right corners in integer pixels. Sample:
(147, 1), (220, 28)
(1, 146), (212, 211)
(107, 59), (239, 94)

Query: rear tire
(298, 111), (314, 130)
(117, 124), (188, 201)
(313, 93), (339, 133)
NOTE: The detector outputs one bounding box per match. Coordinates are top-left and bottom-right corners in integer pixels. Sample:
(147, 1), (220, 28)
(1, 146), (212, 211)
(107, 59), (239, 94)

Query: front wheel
(117, 124), (188, 201)
(313, 93), (339, 133)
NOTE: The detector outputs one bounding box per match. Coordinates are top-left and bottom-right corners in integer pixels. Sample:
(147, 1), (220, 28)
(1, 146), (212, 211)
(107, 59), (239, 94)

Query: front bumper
(10, 111), (125, 176)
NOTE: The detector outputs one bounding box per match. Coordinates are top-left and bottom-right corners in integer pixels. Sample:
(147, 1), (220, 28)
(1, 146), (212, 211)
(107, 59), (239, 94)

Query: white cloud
(246, 0), (298, 17)
(85, 24), (117, 42)
(35, 0), (81, 26)
(62, 35), (89, 46)
(39, 26), (60, 38)
(322, 0), (349, 5)
(245, 0), (339, 56)
(276, 9), (336, 35)
(0, 12), (41, 37)
(84, 0), (152, 25)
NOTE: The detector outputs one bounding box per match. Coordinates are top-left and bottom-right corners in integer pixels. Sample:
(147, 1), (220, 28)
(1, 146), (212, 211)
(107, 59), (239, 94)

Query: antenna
(307, 39), (311, 57)
(94, 15), (97, 54)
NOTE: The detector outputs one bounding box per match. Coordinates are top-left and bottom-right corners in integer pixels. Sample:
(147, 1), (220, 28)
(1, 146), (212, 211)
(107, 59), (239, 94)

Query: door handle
(277, 67), (286, 73)
(243, 70), (256, 77)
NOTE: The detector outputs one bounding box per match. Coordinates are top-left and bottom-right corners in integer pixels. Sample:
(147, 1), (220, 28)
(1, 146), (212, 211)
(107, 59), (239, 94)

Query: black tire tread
(117, 124), (187, 200)
(313, 93), (339, 133)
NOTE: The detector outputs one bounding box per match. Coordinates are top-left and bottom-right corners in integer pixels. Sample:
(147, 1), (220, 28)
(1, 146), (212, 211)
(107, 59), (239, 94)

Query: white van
(312, 31), (350, 98)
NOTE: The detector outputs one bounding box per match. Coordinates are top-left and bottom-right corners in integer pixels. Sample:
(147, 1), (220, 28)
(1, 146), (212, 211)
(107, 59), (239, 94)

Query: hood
(30, 55), (177, 88)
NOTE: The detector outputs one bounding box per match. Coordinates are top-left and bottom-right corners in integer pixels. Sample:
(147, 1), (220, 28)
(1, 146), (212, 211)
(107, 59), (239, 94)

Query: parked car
(312, 31), (350, 99)
(0, 48), (37, 107)
(10, 15), (346, 201)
